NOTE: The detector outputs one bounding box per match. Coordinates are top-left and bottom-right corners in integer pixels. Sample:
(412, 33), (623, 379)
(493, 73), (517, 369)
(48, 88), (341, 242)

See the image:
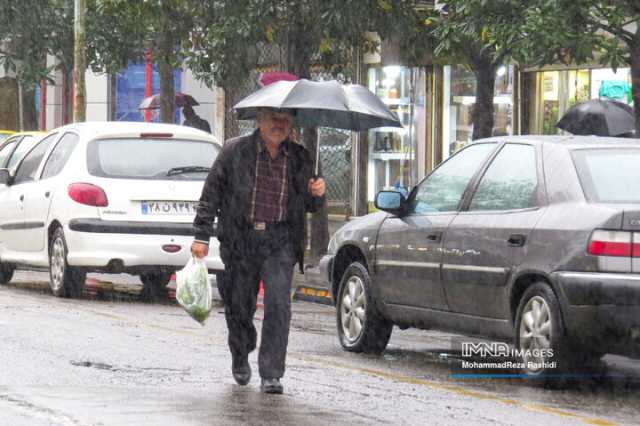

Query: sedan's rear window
(572, 148), (640, 203)
(87, 138), (219, 180)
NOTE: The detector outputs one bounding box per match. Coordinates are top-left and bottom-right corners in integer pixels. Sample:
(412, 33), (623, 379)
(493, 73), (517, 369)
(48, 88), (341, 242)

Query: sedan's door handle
(19, 195), (24, 202)
(426, 231), (442, 242)
(508, 234), (526, 247)
(45, 191), (50, 198)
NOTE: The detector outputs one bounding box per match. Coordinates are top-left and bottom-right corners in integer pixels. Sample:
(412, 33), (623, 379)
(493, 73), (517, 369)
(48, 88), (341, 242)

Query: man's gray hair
(256, 108), (295, 120)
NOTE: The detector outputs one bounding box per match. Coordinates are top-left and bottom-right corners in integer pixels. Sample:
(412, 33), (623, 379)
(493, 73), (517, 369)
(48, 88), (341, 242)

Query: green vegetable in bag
(176, 256), (213, 324)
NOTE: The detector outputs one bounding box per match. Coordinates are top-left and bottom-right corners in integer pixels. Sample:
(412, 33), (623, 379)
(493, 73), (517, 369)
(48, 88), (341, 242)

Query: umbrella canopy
(234, 79), (402, 131)
(556, 99), (635, 136)
(138, 92), (199, 110)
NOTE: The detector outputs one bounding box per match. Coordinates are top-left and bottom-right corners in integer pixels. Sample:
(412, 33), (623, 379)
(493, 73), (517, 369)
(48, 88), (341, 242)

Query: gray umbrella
(234, 79), (403, 173)
(234, 79), (402, 130)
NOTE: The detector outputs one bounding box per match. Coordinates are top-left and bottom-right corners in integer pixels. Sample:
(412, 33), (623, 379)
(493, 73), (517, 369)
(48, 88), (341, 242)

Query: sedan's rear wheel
(515, 282), (574, 377)
(49, 227), (86, 298)
(0, 262), (14, 284)
(140, 271), (172, 302)
(336, 262), (392, 354)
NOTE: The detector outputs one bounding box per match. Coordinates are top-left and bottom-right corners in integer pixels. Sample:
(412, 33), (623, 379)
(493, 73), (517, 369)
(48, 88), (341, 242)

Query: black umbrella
(556, 99), (635, 136)
(138, 92), (199, 110)
(234, 79), (403, 174)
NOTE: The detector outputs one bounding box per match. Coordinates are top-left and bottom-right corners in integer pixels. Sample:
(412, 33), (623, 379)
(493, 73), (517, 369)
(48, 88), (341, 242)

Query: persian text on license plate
(141, 201), (199, 215)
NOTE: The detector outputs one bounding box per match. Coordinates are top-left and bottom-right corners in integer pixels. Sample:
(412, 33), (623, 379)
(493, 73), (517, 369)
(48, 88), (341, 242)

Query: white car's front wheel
(0, 262), (14, 284)
(49, 227), (86, 298)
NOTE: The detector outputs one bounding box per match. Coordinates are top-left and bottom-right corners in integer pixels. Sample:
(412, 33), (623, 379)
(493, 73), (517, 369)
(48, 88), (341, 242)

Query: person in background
(191, 107), (325, 394)
(182, 105), (211, 133)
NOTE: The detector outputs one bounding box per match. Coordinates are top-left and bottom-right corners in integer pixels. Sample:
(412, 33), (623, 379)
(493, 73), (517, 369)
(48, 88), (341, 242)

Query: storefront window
(531, 68), (632, 135)
(366, 66), (424, 206)
(115, 61), (181, 122)
(442, 65), (514, 158)
(539, 70), (590, 134)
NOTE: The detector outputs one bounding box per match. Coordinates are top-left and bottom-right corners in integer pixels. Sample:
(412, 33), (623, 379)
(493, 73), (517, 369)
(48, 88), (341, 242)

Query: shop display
(367, 67), (417, 204)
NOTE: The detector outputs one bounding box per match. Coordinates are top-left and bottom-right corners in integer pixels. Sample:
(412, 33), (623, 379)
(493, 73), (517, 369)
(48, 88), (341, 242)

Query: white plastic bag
(176, 256), (212, 325)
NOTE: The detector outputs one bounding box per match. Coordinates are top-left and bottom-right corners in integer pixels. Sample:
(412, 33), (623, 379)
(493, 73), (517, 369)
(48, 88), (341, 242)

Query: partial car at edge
(321, 135), (640, 377)
(0, 122), (222, 301)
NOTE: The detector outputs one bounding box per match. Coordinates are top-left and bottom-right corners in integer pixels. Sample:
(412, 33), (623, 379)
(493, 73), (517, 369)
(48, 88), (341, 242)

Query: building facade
(28, 52), (637, 221)
(350, 51), (633, 218)
(39, 58), (224, 143)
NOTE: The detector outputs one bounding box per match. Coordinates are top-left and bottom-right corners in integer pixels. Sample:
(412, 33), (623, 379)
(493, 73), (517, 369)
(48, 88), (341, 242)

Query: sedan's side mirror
(0, 168), (12, 186)
(375, 190), (407, 217)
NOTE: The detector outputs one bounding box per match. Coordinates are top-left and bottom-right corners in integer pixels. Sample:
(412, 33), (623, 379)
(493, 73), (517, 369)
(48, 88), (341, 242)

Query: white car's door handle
(19, 195), (24, 202)
(45, 191), (50, 198)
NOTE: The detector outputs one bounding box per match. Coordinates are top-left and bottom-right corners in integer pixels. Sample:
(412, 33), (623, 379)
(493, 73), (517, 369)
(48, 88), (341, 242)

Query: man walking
(191, 108), (325, 394)
(182, 105), (212, 133)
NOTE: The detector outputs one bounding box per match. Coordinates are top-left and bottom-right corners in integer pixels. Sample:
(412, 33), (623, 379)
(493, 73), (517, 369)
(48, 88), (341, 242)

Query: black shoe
(232, 356), (251, 386)
(261, 378), (283, 394)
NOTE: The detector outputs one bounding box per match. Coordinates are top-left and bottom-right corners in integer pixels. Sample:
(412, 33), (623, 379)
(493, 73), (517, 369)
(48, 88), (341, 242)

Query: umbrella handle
(315, 131), (320, 177)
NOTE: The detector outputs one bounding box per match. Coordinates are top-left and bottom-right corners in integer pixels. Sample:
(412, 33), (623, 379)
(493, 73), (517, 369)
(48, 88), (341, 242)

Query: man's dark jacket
(193, 130), (323, 272)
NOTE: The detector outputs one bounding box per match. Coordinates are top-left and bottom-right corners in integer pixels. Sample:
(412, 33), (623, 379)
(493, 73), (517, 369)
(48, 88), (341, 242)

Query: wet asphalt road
(1, 272), (640, 425)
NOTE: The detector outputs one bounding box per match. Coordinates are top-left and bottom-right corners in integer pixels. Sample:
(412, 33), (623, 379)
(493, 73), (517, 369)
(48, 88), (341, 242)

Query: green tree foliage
(185, 0), (413, 88)
(420, 0), (544, 140)
(89, 0), (197, 122)
(0, 0), (74, 87)
(0, 0), (75, 128)
(528, 1), (640, 135)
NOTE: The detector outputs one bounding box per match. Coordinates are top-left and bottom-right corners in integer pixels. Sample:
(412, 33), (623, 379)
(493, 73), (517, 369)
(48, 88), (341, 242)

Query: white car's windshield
(87, 138), (219, 180)
(7, 135), (39, 170)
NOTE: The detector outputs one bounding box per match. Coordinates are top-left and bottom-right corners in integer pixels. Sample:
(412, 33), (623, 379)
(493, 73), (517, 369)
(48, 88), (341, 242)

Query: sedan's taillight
(68, 183), (109, 207)
(634, 233), (640, 257)
(588, 230), (639, 257)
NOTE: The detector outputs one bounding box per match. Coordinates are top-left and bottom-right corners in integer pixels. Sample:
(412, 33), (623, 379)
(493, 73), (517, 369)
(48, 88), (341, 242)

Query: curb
(292, 285), (333, 305)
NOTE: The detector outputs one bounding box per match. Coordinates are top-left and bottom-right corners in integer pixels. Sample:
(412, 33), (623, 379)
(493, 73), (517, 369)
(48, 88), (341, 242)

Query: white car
(0, 122), (223, 300)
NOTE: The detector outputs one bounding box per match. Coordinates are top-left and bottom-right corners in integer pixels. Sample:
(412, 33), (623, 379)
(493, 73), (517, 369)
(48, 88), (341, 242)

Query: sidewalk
(291, 214), (349, 304)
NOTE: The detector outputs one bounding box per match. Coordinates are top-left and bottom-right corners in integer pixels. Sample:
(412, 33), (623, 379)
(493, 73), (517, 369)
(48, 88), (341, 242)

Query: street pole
(73, 0), (86, 122)
(145, 49), (152, 122)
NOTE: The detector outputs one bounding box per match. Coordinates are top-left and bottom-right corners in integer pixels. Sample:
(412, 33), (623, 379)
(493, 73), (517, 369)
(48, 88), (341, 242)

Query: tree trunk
(287, 21), (330, 264)
(73, 0), (86, 122)
(631, 43), (640, 137)
(158, 33), (175, 124)
(21, 86), (38, 130)
(0, 77), (18, 130)
(63, 69), (73, 125)
(472, 62), (497, 140)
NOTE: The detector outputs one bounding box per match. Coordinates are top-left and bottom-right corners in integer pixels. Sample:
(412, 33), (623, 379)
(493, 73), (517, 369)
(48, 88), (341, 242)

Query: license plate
(141, 201), (199, 215)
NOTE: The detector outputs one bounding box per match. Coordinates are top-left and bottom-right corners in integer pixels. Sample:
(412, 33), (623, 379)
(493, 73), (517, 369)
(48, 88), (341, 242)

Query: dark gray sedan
(320, 135), (640, 376)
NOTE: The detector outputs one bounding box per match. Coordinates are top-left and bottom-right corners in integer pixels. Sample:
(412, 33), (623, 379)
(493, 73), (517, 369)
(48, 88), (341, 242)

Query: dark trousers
(218, 225), (295, 379)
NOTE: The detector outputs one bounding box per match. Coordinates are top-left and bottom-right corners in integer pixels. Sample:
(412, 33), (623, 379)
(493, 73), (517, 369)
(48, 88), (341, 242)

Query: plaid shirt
(248, 136), (289, 223)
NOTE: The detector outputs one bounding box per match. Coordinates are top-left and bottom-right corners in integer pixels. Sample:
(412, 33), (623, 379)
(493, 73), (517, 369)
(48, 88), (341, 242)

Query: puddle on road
(290, 325), (329, 335)
(70, 360), (190, 375)
(70, 361), (115, 371)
